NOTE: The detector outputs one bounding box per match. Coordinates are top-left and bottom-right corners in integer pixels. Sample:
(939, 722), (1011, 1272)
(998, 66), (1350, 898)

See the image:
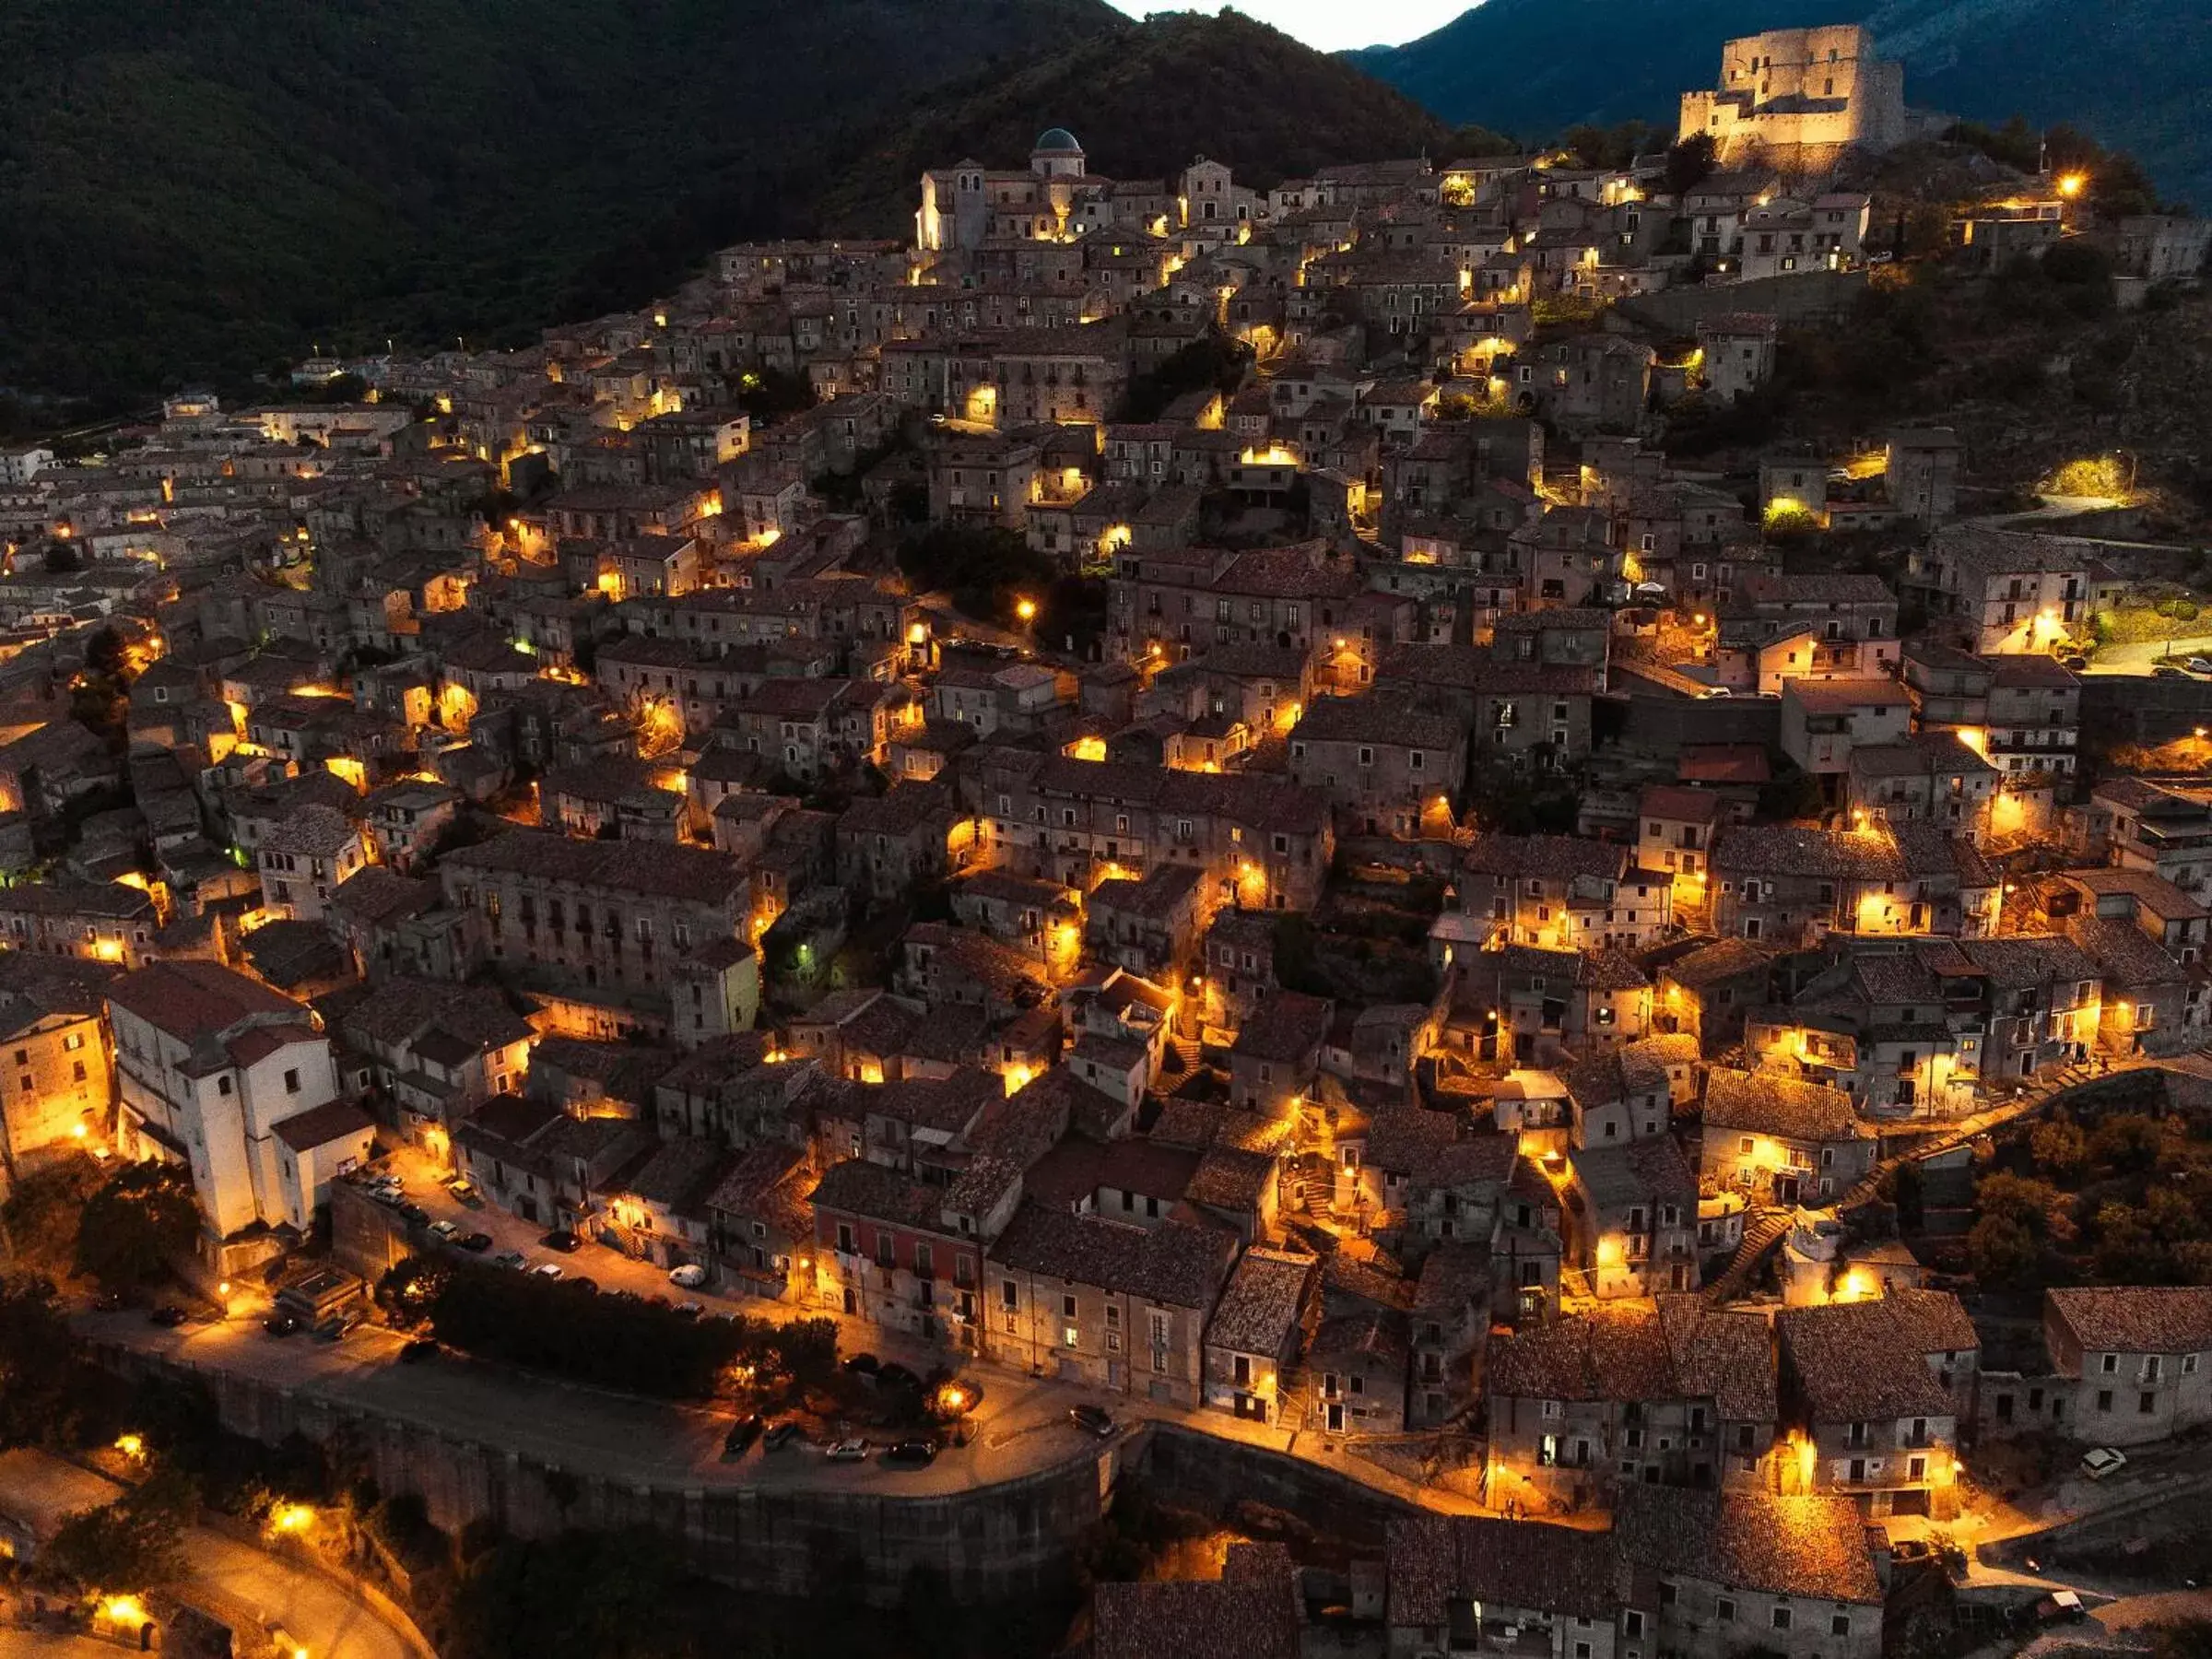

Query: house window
(1716, 1599), (1735, 1624)
(1832, 1616), (1852, 1637)
(284, 1068), (301, 1094)
(1771, 1607), (1792, 1631)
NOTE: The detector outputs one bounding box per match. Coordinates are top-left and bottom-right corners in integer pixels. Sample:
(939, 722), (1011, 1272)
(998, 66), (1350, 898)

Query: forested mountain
(0, 2), (1471, 412)
(0, 0), (1120, 405)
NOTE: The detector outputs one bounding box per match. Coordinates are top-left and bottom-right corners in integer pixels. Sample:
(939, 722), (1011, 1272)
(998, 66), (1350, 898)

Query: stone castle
(1678, 25), (1911, 171)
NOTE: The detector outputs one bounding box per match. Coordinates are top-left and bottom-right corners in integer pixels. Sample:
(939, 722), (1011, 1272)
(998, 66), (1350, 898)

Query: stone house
(1774, 1289), (1977, 1517)
(1202, 1245), (1319, 1425)
(985, 1203), (1236, 1407)
(2043, 1286), (2212, 1447)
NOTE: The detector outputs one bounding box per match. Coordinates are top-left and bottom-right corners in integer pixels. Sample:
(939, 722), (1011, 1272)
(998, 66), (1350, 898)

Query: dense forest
(0, 1), (1487, 420)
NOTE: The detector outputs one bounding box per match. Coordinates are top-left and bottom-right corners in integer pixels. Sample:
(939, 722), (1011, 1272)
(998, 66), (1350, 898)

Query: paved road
(2083, 634), (2212, 675)
(0, 1450), (411, 1659)
(0, 1634), (119, 1659)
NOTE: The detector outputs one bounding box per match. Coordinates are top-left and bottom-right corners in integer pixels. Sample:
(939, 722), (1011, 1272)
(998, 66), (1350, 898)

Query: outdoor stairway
(1162, 1033), (1204, 1077)
(1702, 1209), (1792, 1304)
(1286, 1152), (1336, 1218)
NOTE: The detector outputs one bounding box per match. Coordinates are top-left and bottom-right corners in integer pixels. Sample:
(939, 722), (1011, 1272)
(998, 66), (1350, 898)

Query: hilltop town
(1, 23), (2211, 1659)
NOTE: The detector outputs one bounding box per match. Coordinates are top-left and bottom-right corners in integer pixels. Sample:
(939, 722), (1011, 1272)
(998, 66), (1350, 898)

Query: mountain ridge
(1347, 0), (2210, 205)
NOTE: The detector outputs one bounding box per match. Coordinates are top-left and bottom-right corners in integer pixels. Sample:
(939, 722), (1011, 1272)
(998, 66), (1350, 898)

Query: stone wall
(1618, 272), (1866, 336)
(89, 1340), (1114, 1606)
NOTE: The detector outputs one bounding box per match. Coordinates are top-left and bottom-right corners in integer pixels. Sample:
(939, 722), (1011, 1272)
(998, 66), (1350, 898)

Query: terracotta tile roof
(1386, 1515), (1632, 1628)
(989, 1203), (1236, 1309)
(2048, 1286), (2212, 1357)
(272, 1099), (375, 1154)
(1205, 1246), (1317, 1356)
(1777, 1295), (1968, 1421)
(1703, 1067), (1866, 1144)
(109, 960), (303, 1041)
(1614, 1488), (1881, 1606)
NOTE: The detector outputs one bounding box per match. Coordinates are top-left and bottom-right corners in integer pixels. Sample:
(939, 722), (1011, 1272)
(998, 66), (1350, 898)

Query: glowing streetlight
(2056, 172), (2087, 199)
(1015, 598), (1038, 623)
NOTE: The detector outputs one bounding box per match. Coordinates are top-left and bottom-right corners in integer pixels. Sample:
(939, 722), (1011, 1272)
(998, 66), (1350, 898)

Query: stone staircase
(1161, 1033), (1203, 1078)
(1285, 1152), (1336, 1219)
(1701, 1208), (1792, 1304)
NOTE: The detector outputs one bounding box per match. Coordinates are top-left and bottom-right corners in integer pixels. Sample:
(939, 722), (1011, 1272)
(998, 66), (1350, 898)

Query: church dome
(1033, 128), (1083, 154)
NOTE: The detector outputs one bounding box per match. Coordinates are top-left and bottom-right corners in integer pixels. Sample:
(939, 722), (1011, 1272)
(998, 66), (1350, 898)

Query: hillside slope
(0, 0), (1119, 404)
(817, 10), (1457, 236)
(1349, 0), (2210, 206)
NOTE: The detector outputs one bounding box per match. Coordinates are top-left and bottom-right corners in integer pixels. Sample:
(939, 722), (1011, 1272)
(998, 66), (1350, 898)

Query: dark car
(1069, 1405), (1115, 1439)
(263, 1312), (302, 1337)
(722, 1415), (764, 1459)
(540, 1229), (581, 1253)
(567, 1277), (599, 1296)
(455, 1231), (494, 1253)
(763, 1421), (803, 1452)
(876, 1362), (923, 1394)
(148, 1304), (189, 1327)
(843, 1352), (881, 1378)
(2061, 655), (2088, 671)
(400, 1338), (440, 1363)
(882, 1440), (937, 1467)
(398, 1202), (431, 1225)
(2155, 665), (2189, 678)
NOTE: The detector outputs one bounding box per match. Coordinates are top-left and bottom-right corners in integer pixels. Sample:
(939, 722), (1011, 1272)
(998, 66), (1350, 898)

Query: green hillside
(0, 0), (1121, 406)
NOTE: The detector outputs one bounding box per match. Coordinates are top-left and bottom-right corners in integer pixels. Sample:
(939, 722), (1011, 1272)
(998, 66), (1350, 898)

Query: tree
(1663, 132), (1717, 196)
(41, 540), (82, 574)
(39, 1469), (194, 1594)
(76, 1163), (201, 1293)
(1967, 1214), (2039, 1288)
(0, 1276), (79, 1447)
(2030, 1116), (2087, 1180)
(895, 523), (1056, 626)
(0, 1153), (104, 1279)
(1975, 1171), (2070, 1242)
(2088, 1112), (2165, 1174)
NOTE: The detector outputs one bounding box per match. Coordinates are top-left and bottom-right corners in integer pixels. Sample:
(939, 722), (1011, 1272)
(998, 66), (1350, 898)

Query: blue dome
(1033, 128), (1083, 154)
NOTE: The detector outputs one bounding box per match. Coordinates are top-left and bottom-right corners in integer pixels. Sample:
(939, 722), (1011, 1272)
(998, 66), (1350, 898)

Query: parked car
(400, 1338), (440, 1364)
(540, 1230), (581, 1253)
(456, 1231), (494, 1253)
(2036, 1592), (2087, 1625)
(264, 1312), (302, 1337)
(567, 1277), (598, 1295)
(842, 1352), (880, 1379)
(825, 1439), (870, 1463)
(722, 1416), (764, 1459)
(668, 1263), (708, 1288)
(882, 1440), (937, 1467)
(2154, 666), (2188, 678)
(429, 1219), (460, 1241)
(492, 1252), (526, 1270)
(763, 1422), (802, 1453)
(148, 1304), (189, 1328)
(446, 1177), (482, 1206)
(531, 1262), (565, 1280)
(876, 1362), (923, 1394)
(2061, 654), (2089, 671)
(1069, 1405), (1115, 1439)
(2080, 1447), (2128, 1480)
(398, 1202), (430, 1225)
(312, 1315), (356, 1343)
(2189, 657), (2212, 675)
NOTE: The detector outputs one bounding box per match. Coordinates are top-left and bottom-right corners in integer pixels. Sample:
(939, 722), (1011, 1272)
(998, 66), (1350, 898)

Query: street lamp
(1015, 598), (1038, 624)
